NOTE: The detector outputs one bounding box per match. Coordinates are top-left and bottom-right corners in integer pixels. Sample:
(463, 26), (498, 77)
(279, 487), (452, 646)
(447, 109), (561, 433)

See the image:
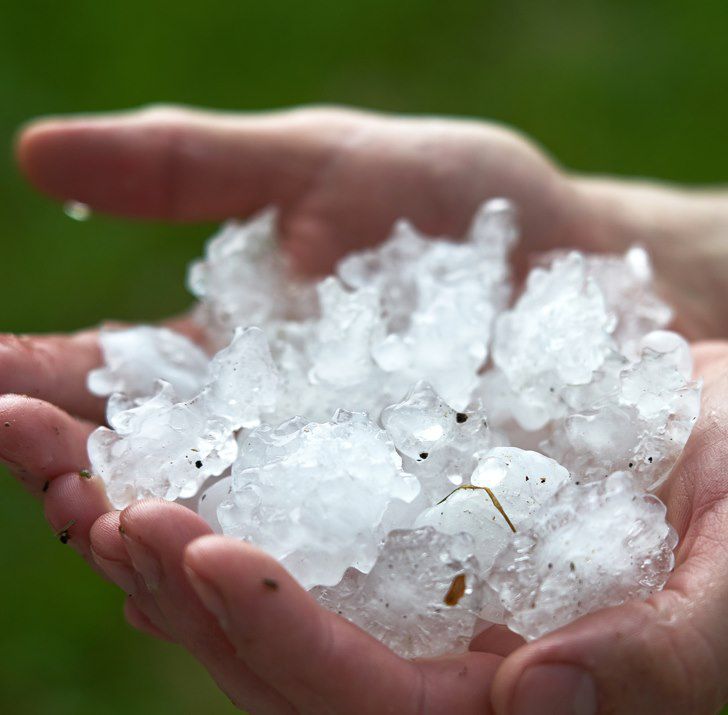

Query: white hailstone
(639, 330), (692, 377)
(543, 331), (700, 490)
(380, 381), (459, 460)
(88, 328), (279, 508)
(584, 247), (672, 355)
(487, 472), (677, 641)
(88, 383), (237, 508)
(201, 327), (278, 429)
(186, 209), (316, 345)
(196, 476), (232, 534)
(307, 278), (384, 388)
(88, 326), (208, 402)
(470, 447), (572, 526)
(413, 489), (511, 623)
(341, 200), (516, 409)
(311, 527), (485, 659)
(466, 197), (519, 258)
(493, 252), (616, 428)
(380, 381), (499, 501)
(217, 411), (420, 589)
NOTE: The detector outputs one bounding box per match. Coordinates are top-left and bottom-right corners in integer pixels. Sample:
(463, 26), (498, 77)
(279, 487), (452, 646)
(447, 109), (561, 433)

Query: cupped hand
(4, 105), (728, 714)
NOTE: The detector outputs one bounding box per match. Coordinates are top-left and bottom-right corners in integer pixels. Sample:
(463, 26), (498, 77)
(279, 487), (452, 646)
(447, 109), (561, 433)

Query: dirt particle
(195, 460), (203, 469)
(56, 519), (76, 545)
(455, 413), (468, 424)
(42, 481), (50, 493)
(79, 469), (91, 479)
(262, 577), (279, 591)
(419, 452), (429, 460)
(444, 573), (466, 606)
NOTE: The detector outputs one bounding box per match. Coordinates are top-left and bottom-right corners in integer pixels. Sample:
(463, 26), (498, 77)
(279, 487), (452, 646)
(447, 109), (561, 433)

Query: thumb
(490, 561), (728, 715)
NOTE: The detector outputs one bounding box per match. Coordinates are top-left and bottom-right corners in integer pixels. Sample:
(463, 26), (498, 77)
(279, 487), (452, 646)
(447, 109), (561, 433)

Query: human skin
(2, 105), (728, 714)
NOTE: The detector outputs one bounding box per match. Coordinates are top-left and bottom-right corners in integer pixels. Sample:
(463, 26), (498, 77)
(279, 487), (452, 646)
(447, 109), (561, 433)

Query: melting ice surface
(87, 200), (699, 657)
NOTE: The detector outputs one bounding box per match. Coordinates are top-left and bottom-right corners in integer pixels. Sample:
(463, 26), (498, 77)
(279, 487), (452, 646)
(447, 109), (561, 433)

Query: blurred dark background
(1, 1), (727, 713)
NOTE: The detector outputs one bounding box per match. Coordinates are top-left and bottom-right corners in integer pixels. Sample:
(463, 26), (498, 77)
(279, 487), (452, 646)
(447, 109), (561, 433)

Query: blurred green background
(1, 1), (727, 713)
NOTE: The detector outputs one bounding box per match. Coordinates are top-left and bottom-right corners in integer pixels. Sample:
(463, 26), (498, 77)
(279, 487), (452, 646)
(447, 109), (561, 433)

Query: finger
(17, 105), (358, 222)
(185, 534), (502, 715)
(124, 597), (175, 643)
(90, 510), (173, 640)
(44, 470), (111, 572)
(0, 331), (104, 421)
(117, 501), (294, 714)
(0, 394), (94, 493)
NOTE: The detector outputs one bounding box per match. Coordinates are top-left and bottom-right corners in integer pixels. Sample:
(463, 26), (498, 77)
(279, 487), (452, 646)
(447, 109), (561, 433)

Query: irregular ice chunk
(487, 472), (677, 641)
(88, 328), (279, 508)
(88, 383), (237, 508)
(394, 399), (496, 502)
(493, 253), (616, 428)
(312, 527), (485, 659)
(218, 411), (420, 588)
(584, 247), (672, 354)
(380, 381), (458, 460)
(196, 476), (232, 534)
(414, 489), (511, 587)
(307, 278), (384, 388)
(543, 332), (700, 489)
(470, 447), (571, 527)
(201, 327), (278, 429)
(340, 199), (516, 409)
(187, 209), (316, 344)
(88, 326), (208, 401)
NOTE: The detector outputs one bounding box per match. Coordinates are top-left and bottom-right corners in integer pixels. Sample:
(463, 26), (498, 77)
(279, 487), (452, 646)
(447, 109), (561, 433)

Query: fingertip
(0, 395), (93, 490)
(15, 118), (83, 200)
(43, 470), (111, 545)
(183, 534), (283, 589)
(13, 110), (173, 217)
(119, 498), (211, 539)
(89, 509), (126, 561)
(183, 533), (233, 569)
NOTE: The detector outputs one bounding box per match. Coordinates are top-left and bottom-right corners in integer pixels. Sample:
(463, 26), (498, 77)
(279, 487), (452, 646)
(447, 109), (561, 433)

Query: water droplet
(63, 201), (92, 221)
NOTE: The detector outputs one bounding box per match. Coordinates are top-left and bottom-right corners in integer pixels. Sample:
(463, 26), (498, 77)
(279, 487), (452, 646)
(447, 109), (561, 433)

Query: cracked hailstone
(86, 198), (695, 655)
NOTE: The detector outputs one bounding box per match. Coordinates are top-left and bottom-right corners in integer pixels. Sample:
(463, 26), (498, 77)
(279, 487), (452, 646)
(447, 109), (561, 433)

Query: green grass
(1, 0), (727, 712)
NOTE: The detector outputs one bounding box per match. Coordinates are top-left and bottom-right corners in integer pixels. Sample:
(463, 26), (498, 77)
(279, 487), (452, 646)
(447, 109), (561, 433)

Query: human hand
(53, 340), (727, 715)
(5, 105), (728, 713)
(18, 105), (728, 335)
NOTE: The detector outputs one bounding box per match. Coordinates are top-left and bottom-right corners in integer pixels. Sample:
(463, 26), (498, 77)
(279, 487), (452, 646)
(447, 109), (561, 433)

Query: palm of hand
(3, 106), (727, 714)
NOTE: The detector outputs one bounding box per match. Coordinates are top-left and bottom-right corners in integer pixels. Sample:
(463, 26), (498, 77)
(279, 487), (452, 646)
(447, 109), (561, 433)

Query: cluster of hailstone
(87, 199), (700, 657)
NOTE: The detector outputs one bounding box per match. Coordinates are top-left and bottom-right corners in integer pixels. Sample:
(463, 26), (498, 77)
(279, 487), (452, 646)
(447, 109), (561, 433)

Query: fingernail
(121, 534), (162, 591)
(184, 564), (230, 629)
(511, 664), (596, 715)
(91, 548), (137, 595)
